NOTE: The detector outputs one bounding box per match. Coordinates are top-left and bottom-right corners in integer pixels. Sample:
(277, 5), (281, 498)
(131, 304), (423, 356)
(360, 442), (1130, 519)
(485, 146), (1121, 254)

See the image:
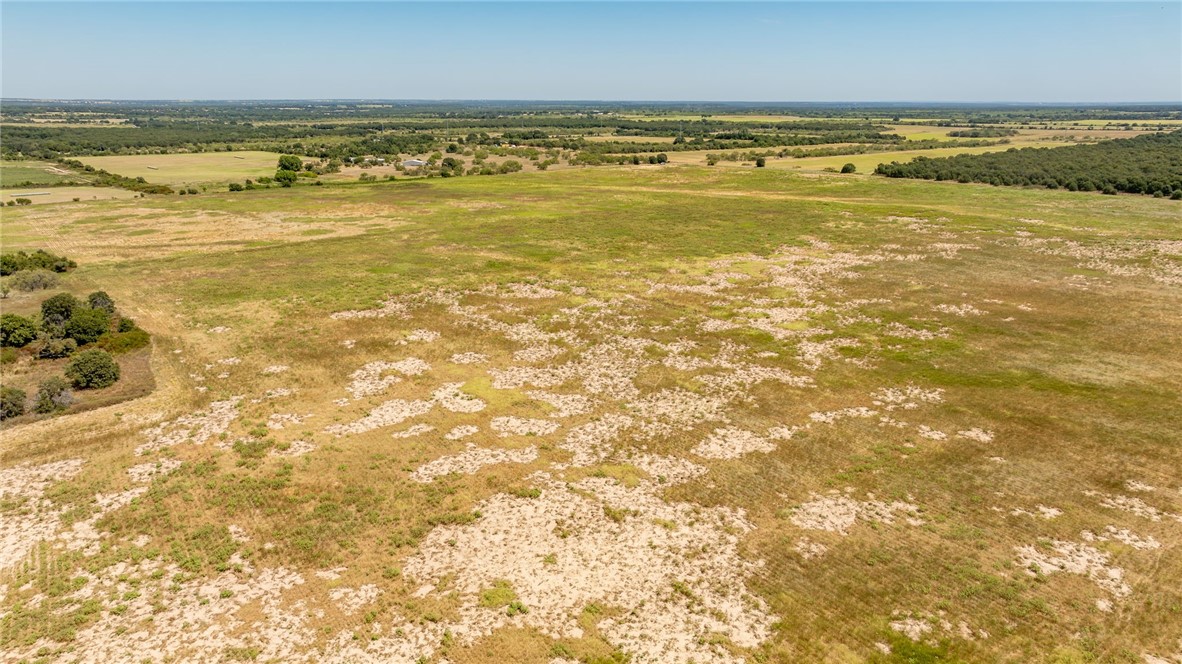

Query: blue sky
(2, 2), (1179, 101)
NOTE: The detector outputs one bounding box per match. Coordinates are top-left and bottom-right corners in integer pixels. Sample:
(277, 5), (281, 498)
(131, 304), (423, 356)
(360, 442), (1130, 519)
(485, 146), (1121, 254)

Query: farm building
(402, 159), (427, 167)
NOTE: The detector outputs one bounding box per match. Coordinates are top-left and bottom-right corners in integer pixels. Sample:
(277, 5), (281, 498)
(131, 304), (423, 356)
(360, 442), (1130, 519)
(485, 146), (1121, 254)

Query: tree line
(874, 131), (1182, 197)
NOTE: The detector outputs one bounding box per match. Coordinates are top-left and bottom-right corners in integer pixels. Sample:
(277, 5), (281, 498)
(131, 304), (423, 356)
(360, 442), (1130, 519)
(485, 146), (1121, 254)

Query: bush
(0, 249), (76, 275)
(65, 349), (120, 389)
(1, 314), (38, 348)
(228, 183), (244, 192)
(34, 376), (74, 414)
(277, 155), (303, 172)
(117, 317), (138, 333)
(14, 198), (32, 206)
(0, 347), (17, 365)
(8, 269), (59, 292)
(41, 293), (81, 328)
(65, 308), (111, 345)
(755, 157), (766, 168)
(39, 337), (78, 359)
(840, 163), (857, 174)
(97, 328), (150, 354)
(87, 291), (116, 314)
(0, 386), (26, 420)
(274, 169), (298, 187)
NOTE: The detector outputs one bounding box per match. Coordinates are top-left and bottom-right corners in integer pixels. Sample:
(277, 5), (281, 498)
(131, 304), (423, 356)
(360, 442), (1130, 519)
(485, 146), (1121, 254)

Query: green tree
(65, 308), (111, 345)
(0, 386), (25, 420)
(840, 163), (857, 173)
(277, 154), (303, 172)
(34, 376), (74, 413)
(1, 314), (38, 348)
(274, 170), (298, 187)
(87, 291), (116, 314)
(755, 157), (766, 168)
(65, 349), (121, 389)
(41, 293), (80, 329)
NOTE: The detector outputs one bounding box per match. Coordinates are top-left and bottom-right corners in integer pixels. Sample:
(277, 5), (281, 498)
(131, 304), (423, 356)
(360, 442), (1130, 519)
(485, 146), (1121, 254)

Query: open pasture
(0, 186), (141, 205)
(76, 150), (291, 186)
(1, 165), (1179, 663)
(0, 160), (84, 186)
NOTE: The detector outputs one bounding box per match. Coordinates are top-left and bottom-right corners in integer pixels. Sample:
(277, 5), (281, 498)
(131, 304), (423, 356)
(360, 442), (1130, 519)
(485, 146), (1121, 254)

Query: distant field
(0, 160), (83, 186)
(583, 135), (677, 143)
(773, 141), (1066, 173)
(77, 150), (289, 186)
(0, 186), (140, 205)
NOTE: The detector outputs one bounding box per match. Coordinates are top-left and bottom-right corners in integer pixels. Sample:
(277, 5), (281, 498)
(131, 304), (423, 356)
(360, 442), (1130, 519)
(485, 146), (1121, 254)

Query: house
(402, 159), (427, 167)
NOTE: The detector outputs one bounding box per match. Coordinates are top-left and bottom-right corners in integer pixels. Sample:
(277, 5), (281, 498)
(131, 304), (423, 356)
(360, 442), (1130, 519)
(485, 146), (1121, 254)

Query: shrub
(277, 155), (303, 172)
(228, 183), (244, 192)
(117, 317), (138, 333)
(755, 157), (766, 168)
(497, 160), (523, 174)
(97, 328), (150, 354)
(0, 386), (26, 420)
(65, 349), (120, 389)
(0, 347), (17, 365)
(274, 170), (298, 187)
(65, 308), (111, 345)
(14, 198), (32, 206)
(34, 376), (74, 414)
(1, 314), (38, 348)
(41, 293), (81, 328)
(0, 250), (77, 275)
(9, 269), (59, 292)
(39, 337), (78, 359)
(87, 291), (116, 314)
(841, 163), (857, 174)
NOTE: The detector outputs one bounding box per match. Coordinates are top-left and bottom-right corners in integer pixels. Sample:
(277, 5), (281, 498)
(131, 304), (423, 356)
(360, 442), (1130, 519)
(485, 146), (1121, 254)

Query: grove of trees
(875, 130), (1182, 197)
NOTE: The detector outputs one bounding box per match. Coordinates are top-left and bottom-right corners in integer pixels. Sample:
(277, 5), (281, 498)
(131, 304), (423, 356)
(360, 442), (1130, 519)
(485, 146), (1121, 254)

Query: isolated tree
(65, 349), (120, 389)
(41, 293), (80, 329)
(1, 314), (38, 348)
(755, 157), (766, 168)
(841, 163), (857, 173)
(655, 153), (668, 164)
(277, 154), (303, 172)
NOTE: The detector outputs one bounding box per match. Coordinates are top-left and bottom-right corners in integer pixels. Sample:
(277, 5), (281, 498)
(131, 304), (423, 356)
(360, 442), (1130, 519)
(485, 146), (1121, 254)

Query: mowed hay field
(76, 150), (290, 186)
(1, 167), (1181, 663)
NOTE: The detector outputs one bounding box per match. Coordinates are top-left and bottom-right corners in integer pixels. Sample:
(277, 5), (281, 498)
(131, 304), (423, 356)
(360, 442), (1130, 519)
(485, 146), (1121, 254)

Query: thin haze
(2, 1), (1179, 102)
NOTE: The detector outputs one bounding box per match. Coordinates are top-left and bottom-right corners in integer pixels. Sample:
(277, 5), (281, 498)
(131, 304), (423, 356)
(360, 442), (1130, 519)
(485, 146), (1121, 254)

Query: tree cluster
(875, 131), (1182, 197)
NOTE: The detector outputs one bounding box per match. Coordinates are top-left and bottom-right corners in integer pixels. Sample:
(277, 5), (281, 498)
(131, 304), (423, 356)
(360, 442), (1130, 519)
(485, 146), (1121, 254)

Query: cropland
(1, 102), (1181, 664)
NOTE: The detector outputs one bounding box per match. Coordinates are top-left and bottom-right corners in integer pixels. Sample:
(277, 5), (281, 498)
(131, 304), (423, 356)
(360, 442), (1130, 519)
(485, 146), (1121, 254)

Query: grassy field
(1, 167), (1179, 663)
(1, 186), (142, 205)
(0, 160), (84, 187)
(773, 140), (1068, 173)
(76, 150), (290, 186)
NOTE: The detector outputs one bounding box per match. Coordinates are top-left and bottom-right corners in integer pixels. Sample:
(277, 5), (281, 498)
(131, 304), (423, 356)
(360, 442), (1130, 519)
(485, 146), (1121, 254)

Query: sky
(2, 1), (1179, 102)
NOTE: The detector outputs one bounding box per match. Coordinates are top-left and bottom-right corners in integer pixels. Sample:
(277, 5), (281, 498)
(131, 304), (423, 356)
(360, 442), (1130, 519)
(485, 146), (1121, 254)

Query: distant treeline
(875, 130), (1182, 197)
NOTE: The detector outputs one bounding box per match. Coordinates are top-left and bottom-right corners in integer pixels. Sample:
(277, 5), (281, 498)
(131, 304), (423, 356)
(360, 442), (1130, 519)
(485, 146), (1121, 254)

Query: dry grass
(0, 166), (1179, 662)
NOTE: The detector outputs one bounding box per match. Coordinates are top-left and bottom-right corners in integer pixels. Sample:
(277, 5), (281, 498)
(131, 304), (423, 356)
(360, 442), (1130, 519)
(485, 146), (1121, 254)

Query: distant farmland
(77, 151), (288, 186)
